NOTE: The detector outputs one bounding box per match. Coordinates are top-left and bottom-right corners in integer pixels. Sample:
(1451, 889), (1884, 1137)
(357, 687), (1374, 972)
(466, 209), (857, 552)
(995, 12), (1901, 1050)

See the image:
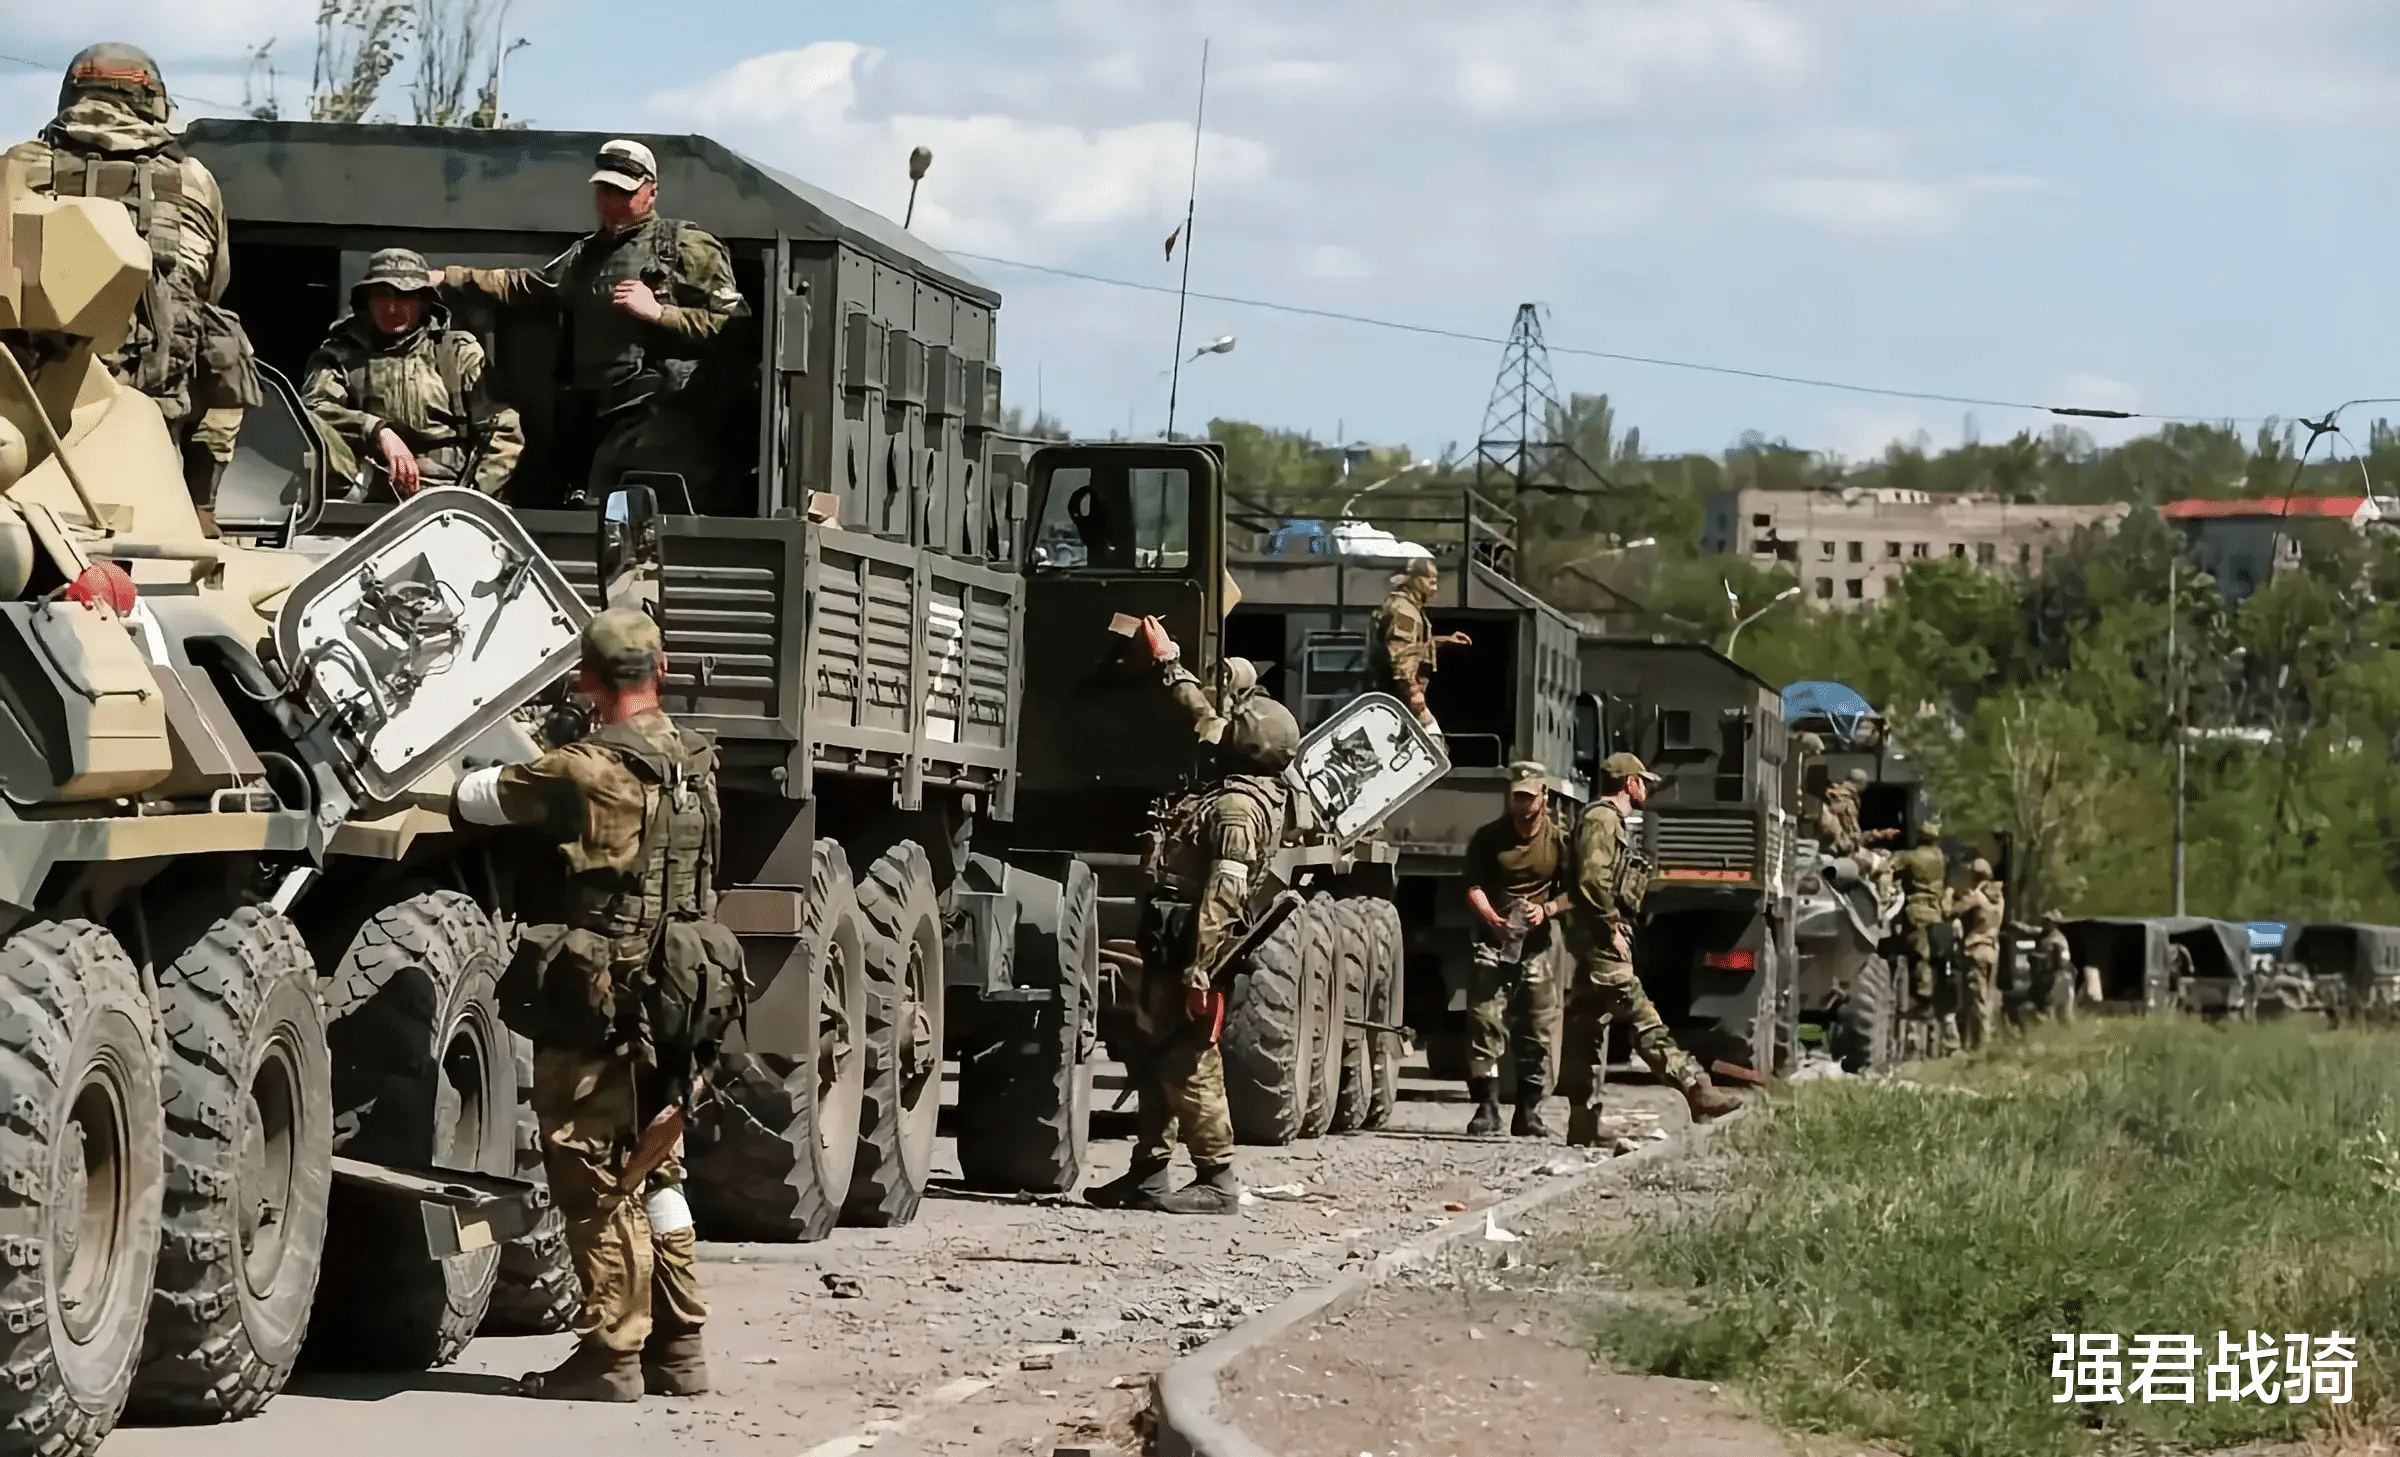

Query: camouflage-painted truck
(0, 154), (596, 1449)
(185, 120), (1417, 1242)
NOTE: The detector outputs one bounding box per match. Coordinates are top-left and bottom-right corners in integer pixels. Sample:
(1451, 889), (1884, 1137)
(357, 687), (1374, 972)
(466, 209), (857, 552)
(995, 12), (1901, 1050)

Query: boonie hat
(591, 138), (659, 192)
(1599, 751), (1663, 787)
(353, 247), (438, 301)
(1507, 759), (1550, 794)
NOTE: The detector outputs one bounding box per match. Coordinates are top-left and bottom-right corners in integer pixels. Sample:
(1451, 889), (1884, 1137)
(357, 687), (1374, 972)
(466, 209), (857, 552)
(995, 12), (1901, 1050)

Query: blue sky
(6, 0), (2398, 462)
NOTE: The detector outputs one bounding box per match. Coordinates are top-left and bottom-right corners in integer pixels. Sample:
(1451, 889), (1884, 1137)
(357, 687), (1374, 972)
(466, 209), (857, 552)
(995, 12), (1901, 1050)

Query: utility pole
(2170, 557), (2187, 916)
(1472, 304), (1605, 497)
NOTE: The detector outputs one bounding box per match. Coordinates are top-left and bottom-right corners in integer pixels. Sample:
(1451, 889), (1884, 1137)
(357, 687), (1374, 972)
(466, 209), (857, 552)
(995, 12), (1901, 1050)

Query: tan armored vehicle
(0, 154), (590, 1451)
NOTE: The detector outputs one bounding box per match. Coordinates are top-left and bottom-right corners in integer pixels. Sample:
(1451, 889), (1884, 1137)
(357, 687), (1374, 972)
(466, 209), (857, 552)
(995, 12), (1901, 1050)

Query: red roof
(2160, 496), (2368, 521)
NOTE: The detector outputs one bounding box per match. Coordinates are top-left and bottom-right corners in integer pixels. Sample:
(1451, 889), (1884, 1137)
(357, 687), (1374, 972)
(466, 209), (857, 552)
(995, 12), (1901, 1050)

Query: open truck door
(1017, 443), (1227, 794)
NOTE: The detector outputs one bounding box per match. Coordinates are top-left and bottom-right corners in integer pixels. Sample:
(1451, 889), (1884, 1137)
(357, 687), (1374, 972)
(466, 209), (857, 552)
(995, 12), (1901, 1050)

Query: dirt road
(103, 1062), (1686, 1457)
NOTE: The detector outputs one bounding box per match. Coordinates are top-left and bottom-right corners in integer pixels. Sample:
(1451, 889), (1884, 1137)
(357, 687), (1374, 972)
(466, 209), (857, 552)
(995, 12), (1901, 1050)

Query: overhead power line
(0, 49), (249, 116)
(953, 249), (2267, 425)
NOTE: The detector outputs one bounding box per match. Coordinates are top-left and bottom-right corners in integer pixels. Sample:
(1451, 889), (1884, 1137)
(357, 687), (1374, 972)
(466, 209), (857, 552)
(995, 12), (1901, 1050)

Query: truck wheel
(1357, 899), (1405, 1130)
(130, 907), (331, 1420)
(845, 842), (948, 1227)
(1327, 901), (1373, 1133)
(1830, 955), (1897, 1074)
(0, 922), (162, 1456)
(306, 890), (513, 1369)
(1299, 897), (1342, 1139)
(479, 1031), (577, 1335)
(956, 860), (1098, 1194)
(688, 840), (867, 1241)
(1224, 903), (1319, 1145)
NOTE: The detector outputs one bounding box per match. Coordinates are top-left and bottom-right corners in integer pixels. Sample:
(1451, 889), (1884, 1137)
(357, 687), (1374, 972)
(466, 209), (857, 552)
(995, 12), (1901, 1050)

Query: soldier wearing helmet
(1089, 617), (1298, 1215)
(7, 43), (260, 520)
(302, 248), (525, 499)
(1954, 857), (2006, 1051)
(1369, 557), (1470, 738)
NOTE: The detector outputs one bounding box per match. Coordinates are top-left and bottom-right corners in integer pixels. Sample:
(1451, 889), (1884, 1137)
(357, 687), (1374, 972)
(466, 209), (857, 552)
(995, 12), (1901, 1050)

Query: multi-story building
(2159, 495), (2384, 601)
(1701, 486), (2131, 609)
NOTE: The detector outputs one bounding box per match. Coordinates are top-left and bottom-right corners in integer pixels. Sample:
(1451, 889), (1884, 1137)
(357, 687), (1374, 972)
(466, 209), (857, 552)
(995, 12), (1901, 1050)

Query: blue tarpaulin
(2245, 922), (2286, 953)
(1783, 681), (1878, 743)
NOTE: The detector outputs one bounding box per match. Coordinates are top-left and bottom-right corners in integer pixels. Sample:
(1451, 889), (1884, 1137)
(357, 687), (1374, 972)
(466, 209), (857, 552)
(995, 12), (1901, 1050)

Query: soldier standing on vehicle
(302, 248), (524, 499)
(1461, 760), (1571, 1139)
(1818, 768), (1898, 863)
(452, 610), (741, 1401)
(1370, 557), (1470, 738)
(1557, 752), (1739, 1146)
(1954, 859), (2005, 1050)
(1890, 820), (1953, 1049)
(1087, 617), (1300, 1215)
(436, 139), (748, 504)
(7, 44), (258, 519)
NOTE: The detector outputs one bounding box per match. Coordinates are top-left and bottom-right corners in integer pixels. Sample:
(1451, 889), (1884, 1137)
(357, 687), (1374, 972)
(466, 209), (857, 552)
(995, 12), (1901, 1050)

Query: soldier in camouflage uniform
(437, 139), (749, 505)
(1954, 858), (2005, 1050)
(453, 610), (719, 1402)
(7, 44), (257, 517)
(1088, 617), (1300, 1216)
(303, 247), (524, 498)
(1558, 752), (1739, 1146)
(1461, 760), (1571, 1139)
(1890, 820), (1954, 1049)
(1370, 557), (1470, 737)
(2035, 910), (2074, 1023)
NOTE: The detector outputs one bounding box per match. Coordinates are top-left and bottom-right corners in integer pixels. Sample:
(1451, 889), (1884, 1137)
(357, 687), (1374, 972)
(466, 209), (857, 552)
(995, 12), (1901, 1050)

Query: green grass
(1594, 1019), (2400, 1456)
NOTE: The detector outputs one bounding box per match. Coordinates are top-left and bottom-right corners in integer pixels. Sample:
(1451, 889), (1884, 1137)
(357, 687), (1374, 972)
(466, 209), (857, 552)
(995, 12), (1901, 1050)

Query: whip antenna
(1164, 39), (1210, 440)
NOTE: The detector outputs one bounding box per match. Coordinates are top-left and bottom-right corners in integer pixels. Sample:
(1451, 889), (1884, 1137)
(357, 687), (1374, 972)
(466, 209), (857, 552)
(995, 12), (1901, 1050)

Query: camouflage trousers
(589, 400), (719, 505)
(1465, 942), (1560, 1085)
(1959, 942), (2001, 1051)
(1130, 963), (1236, 1169)
(530, 1046), (708, 1354)
(1556, 948), (1700, 1109)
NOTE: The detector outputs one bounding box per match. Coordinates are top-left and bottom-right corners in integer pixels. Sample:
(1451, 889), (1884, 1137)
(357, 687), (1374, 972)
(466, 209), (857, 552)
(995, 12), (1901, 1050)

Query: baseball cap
(1507, 760), (1550, 794)
(591, 138), (659, 192)
(1599, 752), (1663, 787)
(581, 607), (663, 684)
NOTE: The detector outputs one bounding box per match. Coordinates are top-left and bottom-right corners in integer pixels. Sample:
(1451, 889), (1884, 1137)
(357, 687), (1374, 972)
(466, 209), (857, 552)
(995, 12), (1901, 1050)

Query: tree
(309, 0), (411, 123)
(411, 0), (528, 127)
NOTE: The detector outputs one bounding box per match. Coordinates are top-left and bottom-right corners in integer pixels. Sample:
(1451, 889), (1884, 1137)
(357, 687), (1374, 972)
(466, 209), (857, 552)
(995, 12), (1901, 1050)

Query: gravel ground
(102, 1060), (1695, 1457)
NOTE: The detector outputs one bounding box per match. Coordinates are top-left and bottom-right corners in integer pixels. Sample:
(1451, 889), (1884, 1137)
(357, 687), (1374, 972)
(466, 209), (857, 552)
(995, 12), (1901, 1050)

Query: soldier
(1086, 617), (1300, 1215)
(1557, 752), (1739, 1146)
(1461, 760), (1571, 1139)
(7, 43), (257, 518)
(1370, 557), (1470, 737)
(1954, 858), (2005, 1050)
(452, 609), (733, 1401)
(2036, 910), (2075, 1023)
(302, 248), (524, 499)
(435, 139), (748, 505)
(1889, 819), (1953, 1048)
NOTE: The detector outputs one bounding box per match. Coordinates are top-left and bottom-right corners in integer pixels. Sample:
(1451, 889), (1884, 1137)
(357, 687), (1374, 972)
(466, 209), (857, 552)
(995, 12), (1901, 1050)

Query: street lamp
(1187, 334), (1236, 363)
(904, 146), (933, 228)
(1723, 583), (1800, 655)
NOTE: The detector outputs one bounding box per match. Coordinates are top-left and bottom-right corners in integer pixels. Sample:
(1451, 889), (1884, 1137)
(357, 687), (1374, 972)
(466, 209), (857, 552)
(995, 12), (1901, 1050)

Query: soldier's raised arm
(1137, 616), (1232, 742)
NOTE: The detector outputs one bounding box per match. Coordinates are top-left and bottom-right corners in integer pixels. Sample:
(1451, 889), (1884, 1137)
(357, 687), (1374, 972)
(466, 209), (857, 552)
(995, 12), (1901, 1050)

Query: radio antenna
(1163, 39), (1210, 441)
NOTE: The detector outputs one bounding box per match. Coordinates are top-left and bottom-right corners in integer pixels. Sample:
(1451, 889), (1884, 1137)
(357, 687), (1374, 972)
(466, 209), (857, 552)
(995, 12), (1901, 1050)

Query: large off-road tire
(1356, 899), (1405, 1130)
(1327, 901), (1374, 1134)
(1830, 955), (1898, 1074)
(130, 907), (331, 1421)
(844, 842), (948, 1227)
(1298, 897), (1343, 1139)
(1224, 902), (1319, 1146)
(688, 839), (867, 1241)
(479, 1031), (577, 1335)
(306, 890), (514, 1370)
(957, 860), (1098, 1194)
(0, 922), (163, 1457)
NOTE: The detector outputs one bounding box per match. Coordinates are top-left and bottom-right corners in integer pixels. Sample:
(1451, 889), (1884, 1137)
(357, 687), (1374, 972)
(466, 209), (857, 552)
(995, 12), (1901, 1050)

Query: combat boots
(1085, 1157), (1174, 1211)
(1154, 1162), (1240, 1215)
(1682, 1073), (1740, 1123)
(521, 1341), (643, 1402)
(1464, 1077), (1504, 1137)
(1511, 1078), (1552, 1138)
(643, 1330), (709, 1397)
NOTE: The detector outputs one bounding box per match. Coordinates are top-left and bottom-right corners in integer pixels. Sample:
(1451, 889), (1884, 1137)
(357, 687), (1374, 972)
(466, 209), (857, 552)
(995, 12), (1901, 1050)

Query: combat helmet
(58, 43), (169, 123)
(1218, 695), (1300, 774)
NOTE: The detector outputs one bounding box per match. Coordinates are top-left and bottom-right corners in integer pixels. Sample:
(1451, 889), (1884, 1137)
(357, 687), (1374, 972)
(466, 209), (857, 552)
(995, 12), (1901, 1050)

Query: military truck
(1222, 489), (1581, 1095)
(2057, 916), (2249, 1014)
(1577, 639), (1799, 1078)
(186, 120), (1413, 1231)
(0, 158), (595, 1450)
(2255, 922), (2400, 1023)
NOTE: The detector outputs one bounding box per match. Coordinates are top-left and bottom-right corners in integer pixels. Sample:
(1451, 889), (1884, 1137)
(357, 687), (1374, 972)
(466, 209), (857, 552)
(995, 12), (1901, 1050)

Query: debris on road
(822, 1272), (866, 1299)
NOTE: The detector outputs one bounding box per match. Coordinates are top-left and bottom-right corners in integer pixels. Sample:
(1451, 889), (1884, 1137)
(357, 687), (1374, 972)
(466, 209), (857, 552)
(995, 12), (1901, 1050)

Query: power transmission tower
(1474, 303), (1607, 496)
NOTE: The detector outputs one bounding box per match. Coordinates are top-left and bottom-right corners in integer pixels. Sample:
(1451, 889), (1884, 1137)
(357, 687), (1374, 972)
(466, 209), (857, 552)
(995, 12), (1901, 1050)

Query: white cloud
(1757, 173), (2043, 240)
(2121, 0), (2400, 127)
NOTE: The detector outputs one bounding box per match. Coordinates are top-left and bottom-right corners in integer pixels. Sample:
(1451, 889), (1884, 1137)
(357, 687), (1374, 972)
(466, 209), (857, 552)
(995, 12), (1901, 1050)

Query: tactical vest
(342, 327), (492, 479)
(1148, 773), (1287, 898)
(577, 717), (716, 943)
(559, 217), (694, 401)
(1575, 804), (1651, 921)
(24, 141), (191, 398)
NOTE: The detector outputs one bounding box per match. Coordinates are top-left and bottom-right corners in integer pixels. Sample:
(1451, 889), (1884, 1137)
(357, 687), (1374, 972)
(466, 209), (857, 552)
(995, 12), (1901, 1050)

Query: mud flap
(1287, 691), (1450, 847)
(272, 487), (590, 808)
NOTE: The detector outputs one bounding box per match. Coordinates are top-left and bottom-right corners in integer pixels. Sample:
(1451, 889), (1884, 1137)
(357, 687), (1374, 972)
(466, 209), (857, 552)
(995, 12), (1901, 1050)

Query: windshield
(1029, 466), (1191, 572)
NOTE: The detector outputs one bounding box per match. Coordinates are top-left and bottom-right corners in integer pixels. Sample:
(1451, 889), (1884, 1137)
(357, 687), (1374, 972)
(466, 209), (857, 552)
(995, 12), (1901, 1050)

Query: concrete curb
(1152, 1110), (1744, 1457)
